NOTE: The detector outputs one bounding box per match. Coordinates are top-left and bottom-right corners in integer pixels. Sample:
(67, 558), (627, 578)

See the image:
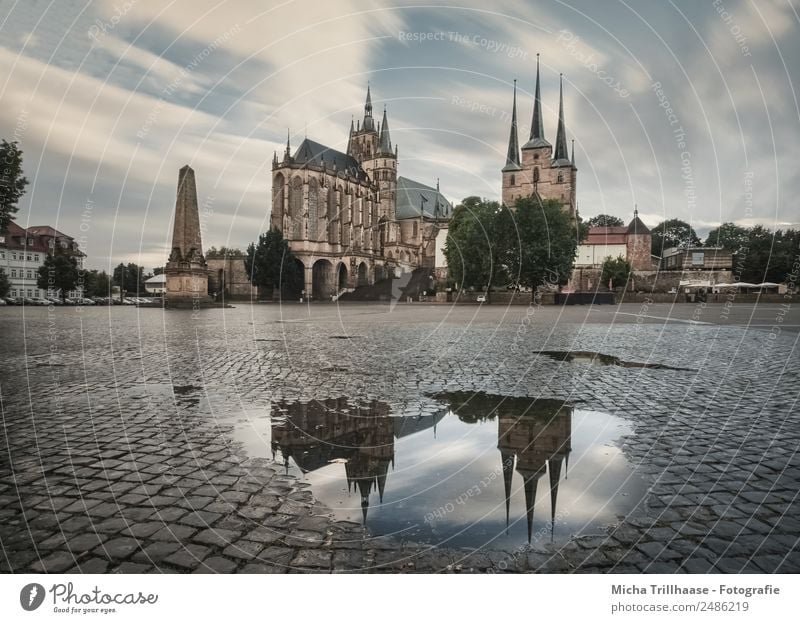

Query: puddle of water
(533, 350), (695, 371)
(232, 394), (646, 550)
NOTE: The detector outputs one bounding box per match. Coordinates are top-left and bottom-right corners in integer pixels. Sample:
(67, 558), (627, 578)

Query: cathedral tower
(502, 56), (577, 216)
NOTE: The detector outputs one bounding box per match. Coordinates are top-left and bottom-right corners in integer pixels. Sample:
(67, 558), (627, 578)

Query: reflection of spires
(547, 457), (563, 539)
(521, 471), (541, 543)
(377, 470), (387, 503)
(501, 451), (515, 529)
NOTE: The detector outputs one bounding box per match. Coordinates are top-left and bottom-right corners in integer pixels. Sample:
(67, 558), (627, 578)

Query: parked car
(46, 297), (64, 305)
(476, 295), (486, 303)
(0, 298), (6, 305)
(2, 297), (14, 305)
(80, 298), (96, 305)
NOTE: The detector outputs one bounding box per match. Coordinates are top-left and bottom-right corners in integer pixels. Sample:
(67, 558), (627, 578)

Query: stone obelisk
(165, 165), (210, 307)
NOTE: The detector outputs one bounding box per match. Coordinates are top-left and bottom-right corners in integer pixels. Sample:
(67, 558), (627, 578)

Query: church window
(557, 171), (564, 183)
(534, 153), (539, 160)
(289, 177), (303, 239)
(273, 173), (285, 214)
(308, 178), (319, 240)
(533, 167), (539, 183)
(413, 221), (418, 239)
(510, 174), (515, 186)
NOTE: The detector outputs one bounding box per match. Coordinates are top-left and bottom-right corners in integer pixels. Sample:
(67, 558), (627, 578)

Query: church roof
(585, 226), (628, 245)
(627, 212), (650, 235)
(395, 176), (453, 220)
(292, 138), (366, 180)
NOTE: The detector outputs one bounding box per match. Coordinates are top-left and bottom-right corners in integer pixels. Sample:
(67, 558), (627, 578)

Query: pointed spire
(503, 80), (521, 172)
(379, 106), (392, 154)
(345, 116), (354, 154)
(553, 74), (569, 162)
(285, 128), (291, 159)
(362, 83), (375, 132)
(531, 54), (545, 141)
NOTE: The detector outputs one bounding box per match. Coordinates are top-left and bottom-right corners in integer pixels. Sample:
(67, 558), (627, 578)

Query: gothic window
(533, 167), (540, 183)
(557, 171), (564, 183)
(289, 176), (303, 239)
(273, 174), (285, 216)
(413, 221), (418, 239)
(308, 178), (319, 240)
(510, 174), (515, 186)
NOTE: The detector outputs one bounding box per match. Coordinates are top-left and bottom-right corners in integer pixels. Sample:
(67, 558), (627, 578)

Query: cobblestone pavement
(1, 302), (798, 573)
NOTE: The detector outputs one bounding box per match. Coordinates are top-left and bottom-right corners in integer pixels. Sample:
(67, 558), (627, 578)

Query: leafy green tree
(113, 263), (146, 296)
(651, 218), (701, 257)
(152, 266), (165, 276)
(705, 222), (749, 251)
(512, 196), (579, 294)
(737, 226), (800, 284)
(586, 214), (624, 228)
(0, 140), (29, 233)
(207, 246), (245, 258)
(0, 267), (9, 298)
(443, 197), (514, 302)
(37, 252), (79, 301)
(245, 227), (302, 298)
(84, 269), (111, 297)
(601, 256), (631, 289)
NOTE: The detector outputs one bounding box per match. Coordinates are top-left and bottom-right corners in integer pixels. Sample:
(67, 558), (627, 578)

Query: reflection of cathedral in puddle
(497, 402), (572, 541)
(270, 398), (443, 522)
(270, 396), (572, 540)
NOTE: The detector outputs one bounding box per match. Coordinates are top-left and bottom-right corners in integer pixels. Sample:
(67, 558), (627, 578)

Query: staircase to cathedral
(338, 268), (431, 302)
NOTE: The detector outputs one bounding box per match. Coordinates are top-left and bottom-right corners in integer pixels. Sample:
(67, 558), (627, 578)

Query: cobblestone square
(1, 301), (798, 573)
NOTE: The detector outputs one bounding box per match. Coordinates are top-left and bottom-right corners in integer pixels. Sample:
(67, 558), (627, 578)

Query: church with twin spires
(501, 55), (578, 215)
(269, 86), (452, 300)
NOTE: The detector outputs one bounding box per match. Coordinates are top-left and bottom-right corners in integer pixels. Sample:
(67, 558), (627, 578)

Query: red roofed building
(575, 210), (653, 271)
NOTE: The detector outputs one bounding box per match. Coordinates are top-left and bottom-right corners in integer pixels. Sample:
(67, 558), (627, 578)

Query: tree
(207, 246), (245, 258)
(152, 266), (165, 276)
(245, 227), (302, 297)
(37, 252), (79, 301)
(651, 218), (700, 257)
(443, 197), (514, 302)
(586, 214), (624, 228)
(601, 256), (631, 289)
(704, 222), (749, 251)
(84, 269), (111, 297)
(737, 226), (800, 284)
(512, 196), (579, 294)
(113, 263), (146, 296)
(0, 267), (9, 298)
(0, 140), (29, 233)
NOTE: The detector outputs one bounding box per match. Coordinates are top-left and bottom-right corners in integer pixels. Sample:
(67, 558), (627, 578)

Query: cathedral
(270, 86), (452, 300)
(502, 55), (577, 215)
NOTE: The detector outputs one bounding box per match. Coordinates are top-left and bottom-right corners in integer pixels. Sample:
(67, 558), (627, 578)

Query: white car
(476, 295), (486, 303)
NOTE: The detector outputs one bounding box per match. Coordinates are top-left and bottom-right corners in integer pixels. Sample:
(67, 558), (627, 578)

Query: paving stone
(192, 528), (241, 547)
(30, 551), (76, 573)
(163, 545), (211, 570)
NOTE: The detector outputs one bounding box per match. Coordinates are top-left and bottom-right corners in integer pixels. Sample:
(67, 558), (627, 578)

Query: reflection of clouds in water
(232, 396), (647, 549)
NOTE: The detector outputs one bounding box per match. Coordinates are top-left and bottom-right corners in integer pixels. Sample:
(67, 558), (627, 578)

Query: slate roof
(395, 177), (453, 220)
(627, 214), (650, 235)
(292, 138), (366, 180)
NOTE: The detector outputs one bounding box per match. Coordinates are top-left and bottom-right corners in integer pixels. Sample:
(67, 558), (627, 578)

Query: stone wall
(207, 257), (256, 298)
(570, 268), (734, 293)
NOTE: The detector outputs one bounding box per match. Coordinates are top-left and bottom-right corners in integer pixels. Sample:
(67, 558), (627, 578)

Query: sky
(0, 0), (798, 271)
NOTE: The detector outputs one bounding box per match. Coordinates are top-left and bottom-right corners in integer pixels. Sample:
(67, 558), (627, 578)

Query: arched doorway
(337, 263), (348, 292)
(312, 259), (334, 300)
(280, 257), (304, 300)
(357, 262), (368, 287)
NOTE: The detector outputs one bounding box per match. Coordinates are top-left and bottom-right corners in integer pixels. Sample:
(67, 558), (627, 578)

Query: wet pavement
(0, 302), (798, 573)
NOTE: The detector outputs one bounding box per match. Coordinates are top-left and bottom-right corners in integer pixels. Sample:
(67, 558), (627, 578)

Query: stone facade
(270, 87), (451, 300)
(165, 165), (211, 307)
(207, 256), (256, 299)
(501, 58), (576, 215)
